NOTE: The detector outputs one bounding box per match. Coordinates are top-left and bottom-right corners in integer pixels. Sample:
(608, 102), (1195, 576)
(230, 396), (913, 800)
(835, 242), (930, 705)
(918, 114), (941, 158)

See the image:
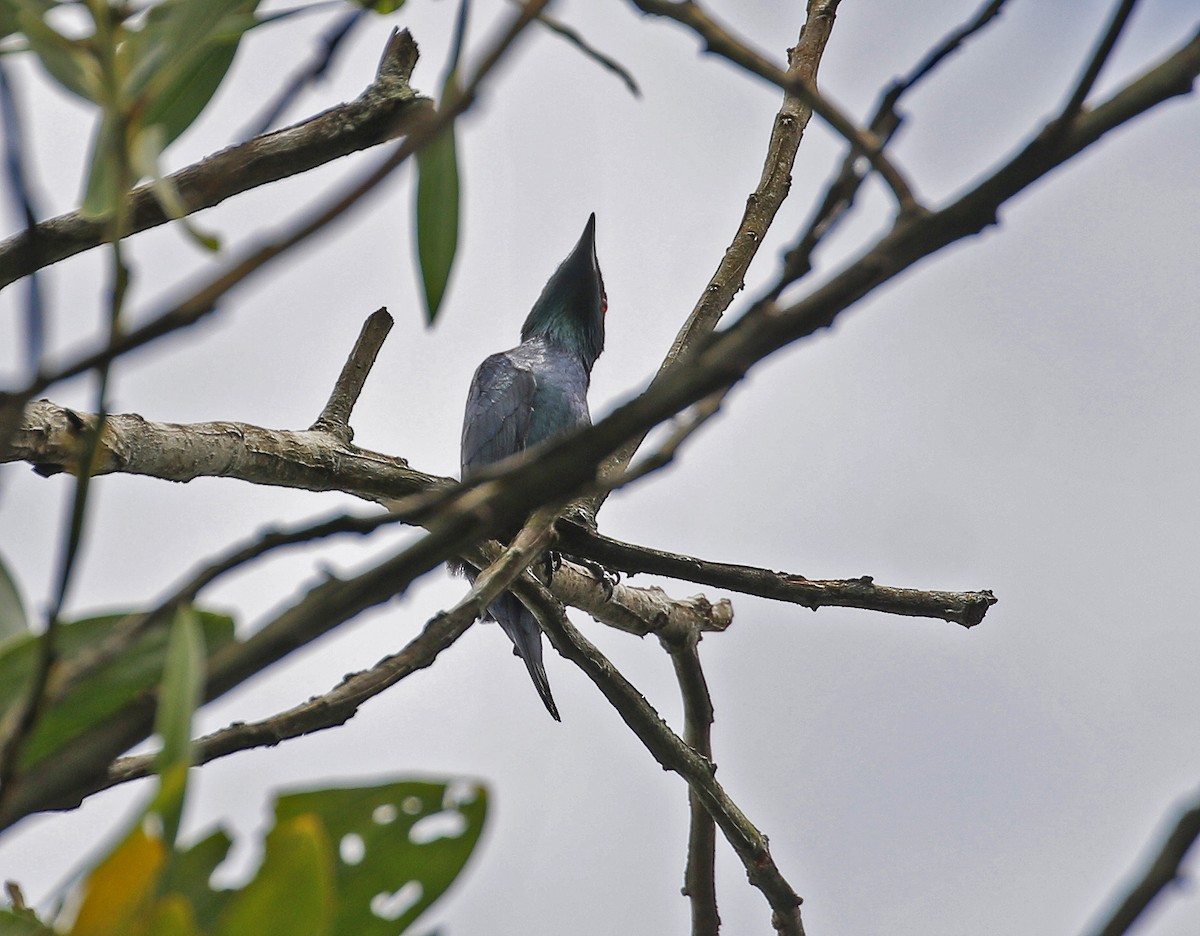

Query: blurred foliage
(0, 608), (234, 771)
(0, 778), (487, 936)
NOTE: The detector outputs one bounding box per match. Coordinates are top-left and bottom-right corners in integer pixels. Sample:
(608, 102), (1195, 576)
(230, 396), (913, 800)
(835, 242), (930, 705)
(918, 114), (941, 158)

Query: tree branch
(559, 525), (996, 628)
(521, 576), (805, 936)
(784, 0), (1011, 286)
(628, 0), (922, 215)
(2, 400), (994, 626)
(592, 0), (841, 512)
(87, 512), (561, 801)
(0, 29), (425, 291)
(1084, 793), (1200, 936)
(1059, 0), (1141, 121)
(310, 307), (394, 442)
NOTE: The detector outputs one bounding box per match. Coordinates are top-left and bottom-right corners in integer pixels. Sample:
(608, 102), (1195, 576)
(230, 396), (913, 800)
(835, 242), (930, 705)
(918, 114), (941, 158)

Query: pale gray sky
(1, 2), (1198, 935)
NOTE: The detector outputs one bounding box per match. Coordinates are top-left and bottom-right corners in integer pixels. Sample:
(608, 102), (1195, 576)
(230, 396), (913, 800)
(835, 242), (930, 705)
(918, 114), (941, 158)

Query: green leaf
(275, 778), (487, 936)
(0, 907), (49, 936)
(0, 553), (28, 643)
(414, 97), (460, 323)
(355, 0), (407, 13)
(121, 0), (260, 147)
(13, 7), (100, 103)
(151, 605), (205, 845)
(0, 609), (235, 771)
(213, 814), (334, 936)
(80, 115), (125, 220)
(160, 829), (234, 934)
(139, 894), (199, 936)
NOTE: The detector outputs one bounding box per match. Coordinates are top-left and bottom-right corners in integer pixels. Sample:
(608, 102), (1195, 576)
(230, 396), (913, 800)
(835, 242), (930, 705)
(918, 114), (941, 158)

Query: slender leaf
(151, 605), (205, 846)
(12, 8), (99, 103)
(414, 121), (459, 324)
(0, 553), (28, 642)
(160, 829), (234, 934)
(122, 0), (260, 146)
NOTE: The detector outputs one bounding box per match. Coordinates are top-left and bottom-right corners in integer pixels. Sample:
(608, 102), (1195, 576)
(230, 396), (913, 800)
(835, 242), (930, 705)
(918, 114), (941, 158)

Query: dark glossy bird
(459, 214), (607, 721)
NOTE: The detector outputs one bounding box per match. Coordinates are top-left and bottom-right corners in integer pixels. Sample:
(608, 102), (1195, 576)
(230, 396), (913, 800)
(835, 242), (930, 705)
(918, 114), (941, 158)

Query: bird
(457, 214), (607, 721)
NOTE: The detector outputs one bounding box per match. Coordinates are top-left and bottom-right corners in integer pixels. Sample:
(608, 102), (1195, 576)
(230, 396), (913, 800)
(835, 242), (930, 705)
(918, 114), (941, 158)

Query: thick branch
(0, 30), (425, 291)
(3, 400), (993, 626)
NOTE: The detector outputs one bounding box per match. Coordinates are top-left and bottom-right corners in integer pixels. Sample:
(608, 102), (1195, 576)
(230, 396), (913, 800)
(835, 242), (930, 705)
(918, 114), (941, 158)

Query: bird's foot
(541, 550), (563, 584)
(575, 558), (619, 601)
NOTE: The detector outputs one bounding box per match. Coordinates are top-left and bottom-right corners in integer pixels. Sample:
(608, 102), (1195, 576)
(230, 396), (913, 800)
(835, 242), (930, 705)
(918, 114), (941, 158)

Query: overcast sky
(2, 1), (1198, 935)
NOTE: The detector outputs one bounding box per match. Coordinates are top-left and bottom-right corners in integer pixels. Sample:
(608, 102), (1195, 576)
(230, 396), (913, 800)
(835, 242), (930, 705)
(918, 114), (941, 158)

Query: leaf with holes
(274, 778), (487, 935)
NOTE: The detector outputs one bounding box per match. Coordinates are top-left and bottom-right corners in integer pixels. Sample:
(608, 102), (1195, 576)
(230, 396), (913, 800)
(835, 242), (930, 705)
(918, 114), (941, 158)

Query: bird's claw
(576, 558), (619, 601)
(541, 550), (563, 584)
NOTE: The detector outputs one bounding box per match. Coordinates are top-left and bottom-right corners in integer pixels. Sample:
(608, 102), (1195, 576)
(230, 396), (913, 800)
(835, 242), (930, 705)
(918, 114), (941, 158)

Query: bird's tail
(491, 592), (562, 722)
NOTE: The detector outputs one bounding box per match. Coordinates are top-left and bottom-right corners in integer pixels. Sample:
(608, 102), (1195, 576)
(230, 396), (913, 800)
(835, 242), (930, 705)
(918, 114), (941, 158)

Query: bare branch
(659, 615), (720, 935)
(591, 0), (842, 511)
(1084, 793), (1200, 936)
(1060, 0), (1141, 121)
(4, 399), (991, 626)
(786, 0), (1011, 285)
(628, 0), (922, 216)
(0, 30), (425, 291)
(520, 577), (806, 936)
(310, 307), (394, 442)
(559, 526), (996, 628)
(93, 512), (560, 797)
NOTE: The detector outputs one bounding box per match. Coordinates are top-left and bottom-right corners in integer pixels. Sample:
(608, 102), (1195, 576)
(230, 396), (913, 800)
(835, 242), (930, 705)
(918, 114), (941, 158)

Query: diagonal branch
(784, 0), (1011, 286)
(628, 0), (922, 215)
(592, 0), (842, 511)
(0, 29), (425, 292)
(518, 575), (805, 936)
(1083, 792), (1200, 936)
(1059, 0), (1141, 121)
(74, 512), (561, 804)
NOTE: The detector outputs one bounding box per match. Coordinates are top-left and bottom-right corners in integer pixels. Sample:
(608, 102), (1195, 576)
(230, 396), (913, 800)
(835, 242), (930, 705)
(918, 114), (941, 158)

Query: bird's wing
(461, 351), (538, 474)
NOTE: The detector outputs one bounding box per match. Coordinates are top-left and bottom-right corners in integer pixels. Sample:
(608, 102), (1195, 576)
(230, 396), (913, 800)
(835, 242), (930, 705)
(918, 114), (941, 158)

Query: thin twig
(520, 578), (806, 936)
(1084, 793), (1200, 936)
(91, 513), (558, 797)
(783, 0), (1011, 287)
(242, 6), (370, 137)
(531, 8), (641, 95)
(628, 0), (922, 215)
(1060, 0), (1141, 121)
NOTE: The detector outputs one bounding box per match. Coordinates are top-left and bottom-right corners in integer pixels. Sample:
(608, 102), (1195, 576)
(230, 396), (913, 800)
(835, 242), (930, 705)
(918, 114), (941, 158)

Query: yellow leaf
(68, 820), (167, 936)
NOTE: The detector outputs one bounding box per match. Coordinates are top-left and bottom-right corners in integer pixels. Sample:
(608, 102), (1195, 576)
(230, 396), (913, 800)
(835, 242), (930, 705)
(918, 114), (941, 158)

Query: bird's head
(521, 213), (607, 371)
